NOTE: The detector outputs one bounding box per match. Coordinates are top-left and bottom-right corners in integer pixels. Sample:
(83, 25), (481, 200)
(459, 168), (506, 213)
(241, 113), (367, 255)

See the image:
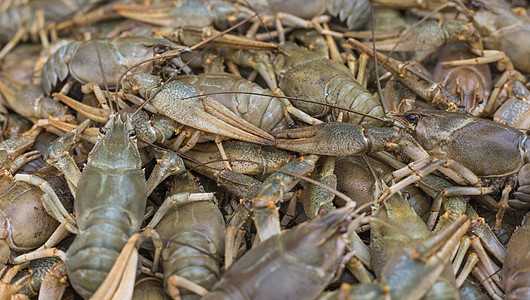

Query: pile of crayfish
(0, 0), (529, 299)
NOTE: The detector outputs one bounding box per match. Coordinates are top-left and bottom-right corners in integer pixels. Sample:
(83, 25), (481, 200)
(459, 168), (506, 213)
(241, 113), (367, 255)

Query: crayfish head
(436, 63), (490, 116)
(88, 114), (142, 170)
(300, 205), (358, 247)
(396, 110), (455, 151)
(396, 109), (483, 153)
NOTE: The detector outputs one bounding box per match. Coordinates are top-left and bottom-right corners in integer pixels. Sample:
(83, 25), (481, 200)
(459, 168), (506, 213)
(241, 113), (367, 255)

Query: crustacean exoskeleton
(202, 205), (359, 300)
(270, 109), (530, 231)
(147, 173), (225, 299)
(40, 37), (182, 96)
(504, 210), (530, 299)
(16, 114), (185, 298)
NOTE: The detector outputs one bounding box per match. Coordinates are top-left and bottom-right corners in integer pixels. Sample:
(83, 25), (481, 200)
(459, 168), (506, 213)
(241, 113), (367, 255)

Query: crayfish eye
(153, 46), (166, 54)
(477, 98), (484, 105)
(337, 225), (347, 234)
(129, 129), (136, 137)
(406, 113), (420, 124)
(99, 127), (106, 134)
(164, 180), (172, 189)
(470, 1), (481, 10)
(402, 191), (411, 200)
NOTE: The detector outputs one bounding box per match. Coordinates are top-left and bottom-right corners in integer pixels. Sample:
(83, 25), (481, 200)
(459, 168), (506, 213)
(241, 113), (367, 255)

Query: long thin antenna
(114, 13), (263, 109)
(370, 3), (387, 115)
(241, 0), (273, 41)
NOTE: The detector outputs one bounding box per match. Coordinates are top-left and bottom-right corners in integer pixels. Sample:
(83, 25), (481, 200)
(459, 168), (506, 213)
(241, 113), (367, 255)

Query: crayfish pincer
(202, 205), (358, 300)
(126, 72), (276, 146)
(274, 109), (530, 229)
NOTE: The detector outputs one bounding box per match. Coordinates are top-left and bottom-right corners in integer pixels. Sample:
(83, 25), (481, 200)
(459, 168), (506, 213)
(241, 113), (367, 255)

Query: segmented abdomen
(41, 37), (170, 95)
(278, 57), (383, 126)
(326, 74), (384, 126)
(66, 207), (136, 299)
(177, 73), (289, 131)
(327, 0), (370, 30)
(40, 41), (80, 95)
(157, 201), (225, 300)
